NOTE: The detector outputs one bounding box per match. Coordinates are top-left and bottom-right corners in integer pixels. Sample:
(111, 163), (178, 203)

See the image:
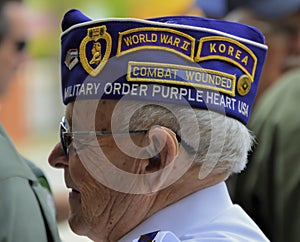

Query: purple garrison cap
(61, 9), (268, 125)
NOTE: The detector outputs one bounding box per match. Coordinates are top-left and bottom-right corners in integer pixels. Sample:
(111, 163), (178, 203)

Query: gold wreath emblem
(79, 25), (112, 77)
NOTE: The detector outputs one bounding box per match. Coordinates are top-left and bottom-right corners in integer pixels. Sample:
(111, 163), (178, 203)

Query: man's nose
(48, 142), (68, 168)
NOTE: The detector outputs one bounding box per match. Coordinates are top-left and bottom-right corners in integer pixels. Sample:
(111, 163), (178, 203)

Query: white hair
(116, 101), (253, 175)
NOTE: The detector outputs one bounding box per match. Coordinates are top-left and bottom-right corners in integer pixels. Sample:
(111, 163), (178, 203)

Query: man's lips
(66, 184), (81, 197)
(69, 188), (80, 193)
(68, 188), (81, 199)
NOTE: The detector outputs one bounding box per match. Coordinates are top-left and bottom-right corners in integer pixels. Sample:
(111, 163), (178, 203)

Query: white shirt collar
(119, 182), (232, 242)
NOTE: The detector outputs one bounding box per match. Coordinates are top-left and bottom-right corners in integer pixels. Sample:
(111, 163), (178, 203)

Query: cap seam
(61, 18), (268, 50)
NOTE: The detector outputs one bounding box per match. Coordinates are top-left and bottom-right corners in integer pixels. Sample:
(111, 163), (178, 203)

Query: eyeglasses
(60, 116), (196, 156)
(60, 116), (149, 156)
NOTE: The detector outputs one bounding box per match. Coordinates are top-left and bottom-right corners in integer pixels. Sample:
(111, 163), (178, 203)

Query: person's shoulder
(269, 69), (300, 102)
(0, 175), (35, 197)
(0, 138), (36, 181)
(250, 68), (300, 128)
(0, 156), (37, 181)
(0, 176), (50, 242)
(183, 204), (270, 241)
(259, 68), (300, 106)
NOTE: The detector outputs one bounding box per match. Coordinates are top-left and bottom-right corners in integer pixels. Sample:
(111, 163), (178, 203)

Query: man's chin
(69, 213), (109, 242)
(68, 213), (90, 237)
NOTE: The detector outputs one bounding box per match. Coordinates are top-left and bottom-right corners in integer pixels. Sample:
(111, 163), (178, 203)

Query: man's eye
(65, 136), (73, 149)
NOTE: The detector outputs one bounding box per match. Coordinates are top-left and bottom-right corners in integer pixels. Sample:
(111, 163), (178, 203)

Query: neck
(145, 164), (229, 223)
(90, 164), (229, 242)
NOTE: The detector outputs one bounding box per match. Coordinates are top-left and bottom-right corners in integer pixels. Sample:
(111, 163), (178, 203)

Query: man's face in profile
(50, 100), (156, 240)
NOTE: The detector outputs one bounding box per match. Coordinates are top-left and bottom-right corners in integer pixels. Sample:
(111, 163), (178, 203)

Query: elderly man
(49, 9), (269, 241)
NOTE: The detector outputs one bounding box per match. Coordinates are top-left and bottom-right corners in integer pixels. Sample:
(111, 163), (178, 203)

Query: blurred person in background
(194, 0), (229, 19)
(48, 9), (269, 242)
(127, 0), (204, 18)
(0, 0), (61, 241)
(226, 1), (300, 241)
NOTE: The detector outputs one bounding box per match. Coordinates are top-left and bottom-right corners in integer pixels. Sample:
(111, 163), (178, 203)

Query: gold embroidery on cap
(237, 75), (251, 96)
(195, 36), (257, 82)
(117, 27), (195, 61)
(80, 25), (112, 77)
(127, 61), (236, 96)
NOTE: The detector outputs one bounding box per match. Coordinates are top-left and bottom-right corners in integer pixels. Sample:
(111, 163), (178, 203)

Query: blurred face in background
(257, 24), (290, 98)
(0, 2), (28, 95)
(260, 10), (300, 97)
(282, 10), (300, 71)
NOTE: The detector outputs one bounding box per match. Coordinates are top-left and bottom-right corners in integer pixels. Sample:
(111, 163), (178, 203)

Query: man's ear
(145, 126), (179, 172)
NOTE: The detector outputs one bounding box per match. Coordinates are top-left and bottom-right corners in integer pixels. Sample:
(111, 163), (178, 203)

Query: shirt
(120, 182), (269, 241)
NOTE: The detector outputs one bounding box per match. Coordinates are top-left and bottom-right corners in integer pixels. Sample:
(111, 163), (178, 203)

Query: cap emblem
(79, 25), (112, 76)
